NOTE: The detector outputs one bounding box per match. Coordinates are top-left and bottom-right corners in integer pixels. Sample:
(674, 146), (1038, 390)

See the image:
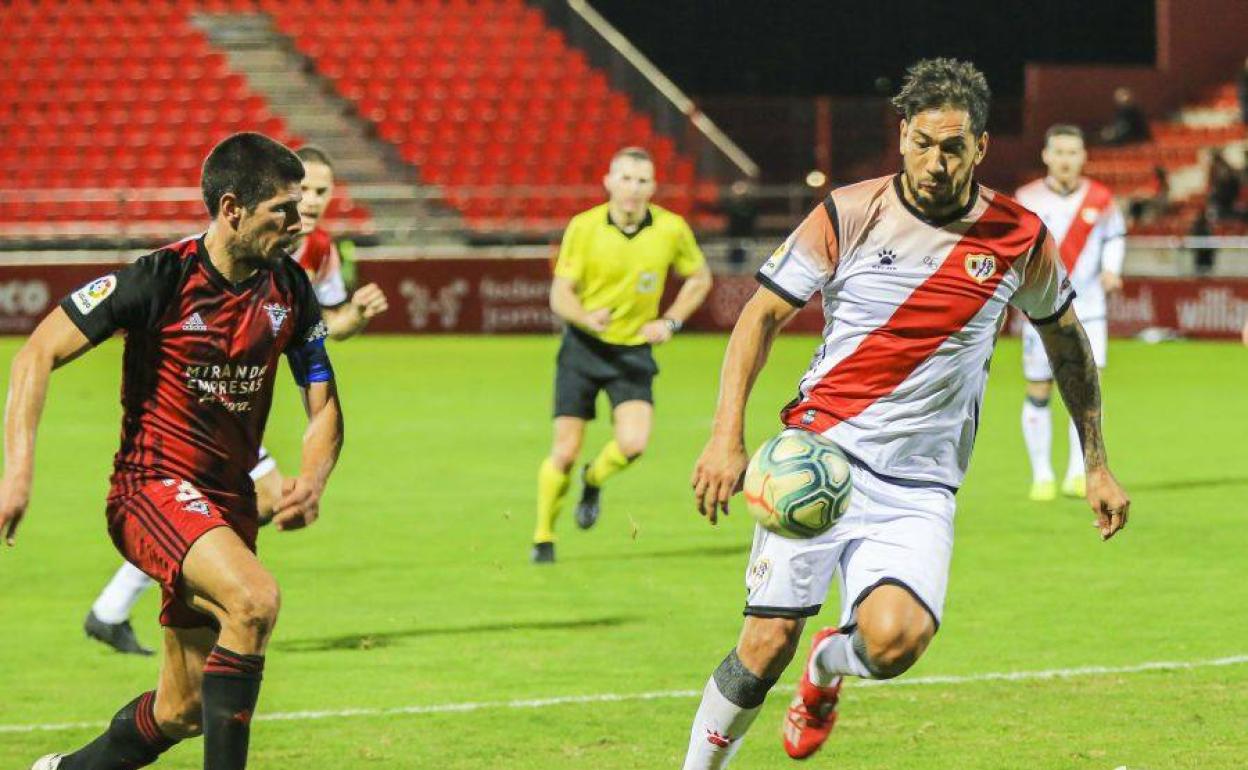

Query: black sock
(201, 646), (265, 770)
(60, 691), (177, 770)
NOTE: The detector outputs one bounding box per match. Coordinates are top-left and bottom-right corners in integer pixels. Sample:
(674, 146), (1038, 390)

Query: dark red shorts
(107, 478), (258, 629)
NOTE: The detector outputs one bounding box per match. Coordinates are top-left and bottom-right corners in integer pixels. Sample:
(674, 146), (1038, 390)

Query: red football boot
(782, 627), (843, 760)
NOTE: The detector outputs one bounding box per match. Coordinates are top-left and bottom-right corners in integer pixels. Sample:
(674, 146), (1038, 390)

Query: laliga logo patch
(263, 303), (289, 334)
(1081, 207), (1099, 225)
(747, 557), (772, 594)
(964, 253), (997, 284)
(71, 275), (117, 316)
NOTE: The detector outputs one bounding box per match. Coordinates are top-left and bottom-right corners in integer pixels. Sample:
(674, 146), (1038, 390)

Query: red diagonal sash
(1058, 181), (1112, 273)
(783, 198), (1041, 434)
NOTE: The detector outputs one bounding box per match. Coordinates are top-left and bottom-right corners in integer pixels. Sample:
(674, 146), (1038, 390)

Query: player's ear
(974, 131), (989, 165)
(898, 119), (909, 154)
(218, 193), (244, 229)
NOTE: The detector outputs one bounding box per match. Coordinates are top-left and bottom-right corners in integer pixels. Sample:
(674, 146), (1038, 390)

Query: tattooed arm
(1034, 306), (1131, 540)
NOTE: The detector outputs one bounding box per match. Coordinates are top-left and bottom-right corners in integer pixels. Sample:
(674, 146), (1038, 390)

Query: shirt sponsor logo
(71, 275), (117, 316)
(264, 303), (289, 334)
(964, 253), (997, 284)
(184, 363), (270, 413)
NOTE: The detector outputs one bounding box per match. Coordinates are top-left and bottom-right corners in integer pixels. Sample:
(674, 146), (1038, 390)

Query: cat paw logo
(964, 253), (997, 283)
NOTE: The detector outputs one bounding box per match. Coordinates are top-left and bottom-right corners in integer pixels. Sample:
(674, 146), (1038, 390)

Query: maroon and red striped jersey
(61, 235), (331, 510)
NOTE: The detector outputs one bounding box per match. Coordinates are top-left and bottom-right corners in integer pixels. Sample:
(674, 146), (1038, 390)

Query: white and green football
(743, 428), (852, 538)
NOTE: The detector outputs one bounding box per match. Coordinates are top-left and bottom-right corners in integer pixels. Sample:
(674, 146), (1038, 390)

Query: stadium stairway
(191, 12), (465, 244)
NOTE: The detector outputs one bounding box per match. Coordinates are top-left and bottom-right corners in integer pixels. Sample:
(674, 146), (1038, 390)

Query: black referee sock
(60, 691), (177, 770)
(201, 646), (265, 770)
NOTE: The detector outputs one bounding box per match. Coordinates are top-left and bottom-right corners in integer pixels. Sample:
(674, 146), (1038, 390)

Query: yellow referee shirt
(554, 203), (706, 346)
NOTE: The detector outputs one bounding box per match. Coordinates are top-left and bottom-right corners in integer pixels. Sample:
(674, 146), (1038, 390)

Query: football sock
(810, 629), (873, 684)
(202, 646), (265, 770)
(92, 562), (156, 625)
(682, 651), (776, 770)
(59, 691), (177, 770)
(1021, 396), (1054, 482)
(1065, 418), (1084, 480)
(584, 439), (634, 487)
(533, 457), (571, 543)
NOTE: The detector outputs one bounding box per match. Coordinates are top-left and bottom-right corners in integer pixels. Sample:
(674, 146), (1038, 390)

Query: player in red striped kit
(1015, 125), (1125, 501)
(681, 60), (1131, 768)
(0, 133), (344, 770)
(81, 144), (386, 657)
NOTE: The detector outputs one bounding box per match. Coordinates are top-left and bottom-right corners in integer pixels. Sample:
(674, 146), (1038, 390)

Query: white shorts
(250, 446), (278, 481)
(743, 458), (956, 628)
(1023, 317), (1107, 381)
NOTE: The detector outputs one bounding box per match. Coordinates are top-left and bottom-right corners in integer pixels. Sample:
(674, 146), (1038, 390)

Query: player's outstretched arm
(1, 308), (93, 546)
(323, 283), (389, 340)
(272, 379), (343, 532)
(1035, 306), (1131, 540)
(692, 286), (799, 524)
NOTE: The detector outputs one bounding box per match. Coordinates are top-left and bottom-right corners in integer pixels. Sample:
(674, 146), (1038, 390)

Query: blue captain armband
(288, 321), (334, 386)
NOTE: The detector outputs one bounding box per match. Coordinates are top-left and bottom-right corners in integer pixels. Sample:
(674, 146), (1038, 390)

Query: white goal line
(3, 653), (1246, 735)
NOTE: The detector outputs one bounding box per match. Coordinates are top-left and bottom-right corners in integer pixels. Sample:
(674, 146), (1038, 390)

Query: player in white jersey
(1015, 125), (1126, 501)
(680, 59), (1131, 768)
(83, 145), (388, 655)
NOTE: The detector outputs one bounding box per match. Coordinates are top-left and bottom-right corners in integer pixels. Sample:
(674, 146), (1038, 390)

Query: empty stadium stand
(0, 0), (724, 244)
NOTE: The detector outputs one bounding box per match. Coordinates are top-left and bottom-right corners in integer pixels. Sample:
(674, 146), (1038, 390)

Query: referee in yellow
(532, 146), (713, 563)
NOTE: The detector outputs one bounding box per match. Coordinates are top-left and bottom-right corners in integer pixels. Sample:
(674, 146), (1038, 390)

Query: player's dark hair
(1045, 124), (1084, 143)
(201, 132), (304, 217)
(295, 144), (335, 173)
(611, 146), (652, 166)
(891, 58), (992, 136)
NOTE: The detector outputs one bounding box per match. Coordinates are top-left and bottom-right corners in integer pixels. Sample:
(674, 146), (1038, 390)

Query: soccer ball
(743, 429), (852, 538)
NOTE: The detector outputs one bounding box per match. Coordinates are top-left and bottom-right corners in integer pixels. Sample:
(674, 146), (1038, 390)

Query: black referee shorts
(553, 326), (659, 420)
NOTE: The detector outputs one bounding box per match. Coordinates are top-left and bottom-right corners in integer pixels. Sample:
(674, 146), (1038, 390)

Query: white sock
(1065, 418), (1084, 480)
(681, 676), (763, 770)
(1021, 400), (1054, 483)
(91, 562), (155, 624)
(810, 631), (871, 685)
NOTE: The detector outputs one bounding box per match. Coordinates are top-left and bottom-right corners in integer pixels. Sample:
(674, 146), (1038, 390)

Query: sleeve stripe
(1028, 291), (1076, 326)
(822, 194), (840, 246)
(755, 272), (807, 308)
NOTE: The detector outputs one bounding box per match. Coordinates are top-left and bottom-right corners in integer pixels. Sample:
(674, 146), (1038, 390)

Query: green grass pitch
(1, 332), (1246, 769)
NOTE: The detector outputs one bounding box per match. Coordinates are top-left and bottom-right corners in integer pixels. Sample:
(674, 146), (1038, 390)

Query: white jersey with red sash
(1015, 178), (1125, 322)
(293, 226), (349, 309)
(757, 175), (1073, 489)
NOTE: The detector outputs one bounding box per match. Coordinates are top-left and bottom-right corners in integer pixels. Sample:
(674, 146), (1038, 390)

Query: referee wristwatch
(662, 317), (682, 334)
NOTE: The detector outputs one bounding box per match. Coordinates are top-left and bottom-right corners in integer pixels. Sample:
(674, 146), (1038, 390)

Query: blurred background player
(3, 132), (343, 770)
(683, 59), (1130, 768)
(82, 144), (387, 655)
(1016, 125), (1126, 501)
(532, 146), (713, 563)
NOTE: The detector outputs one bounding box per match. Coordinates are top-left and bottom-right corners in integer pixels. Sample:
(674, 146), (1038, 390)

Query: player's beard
(230, 231), (288, 270)
(905, 168), (973, 216)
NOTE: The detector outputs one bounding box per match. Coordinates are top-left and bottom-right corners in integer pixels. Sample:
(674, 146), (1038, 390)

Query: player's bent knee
(857, 615), (932, 679)
(223, 580), (281, 640)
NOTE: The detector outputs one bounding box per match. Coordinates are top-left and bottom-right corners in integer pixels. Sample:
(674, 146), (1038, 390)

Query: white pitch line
(4, 653), (1246, 735)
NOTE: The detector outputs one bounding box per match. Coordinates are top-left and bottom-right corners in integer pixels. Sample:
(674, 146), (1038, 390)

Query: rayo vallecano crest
(263, 303), (289, 334)
(964, 253), (997, 284)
